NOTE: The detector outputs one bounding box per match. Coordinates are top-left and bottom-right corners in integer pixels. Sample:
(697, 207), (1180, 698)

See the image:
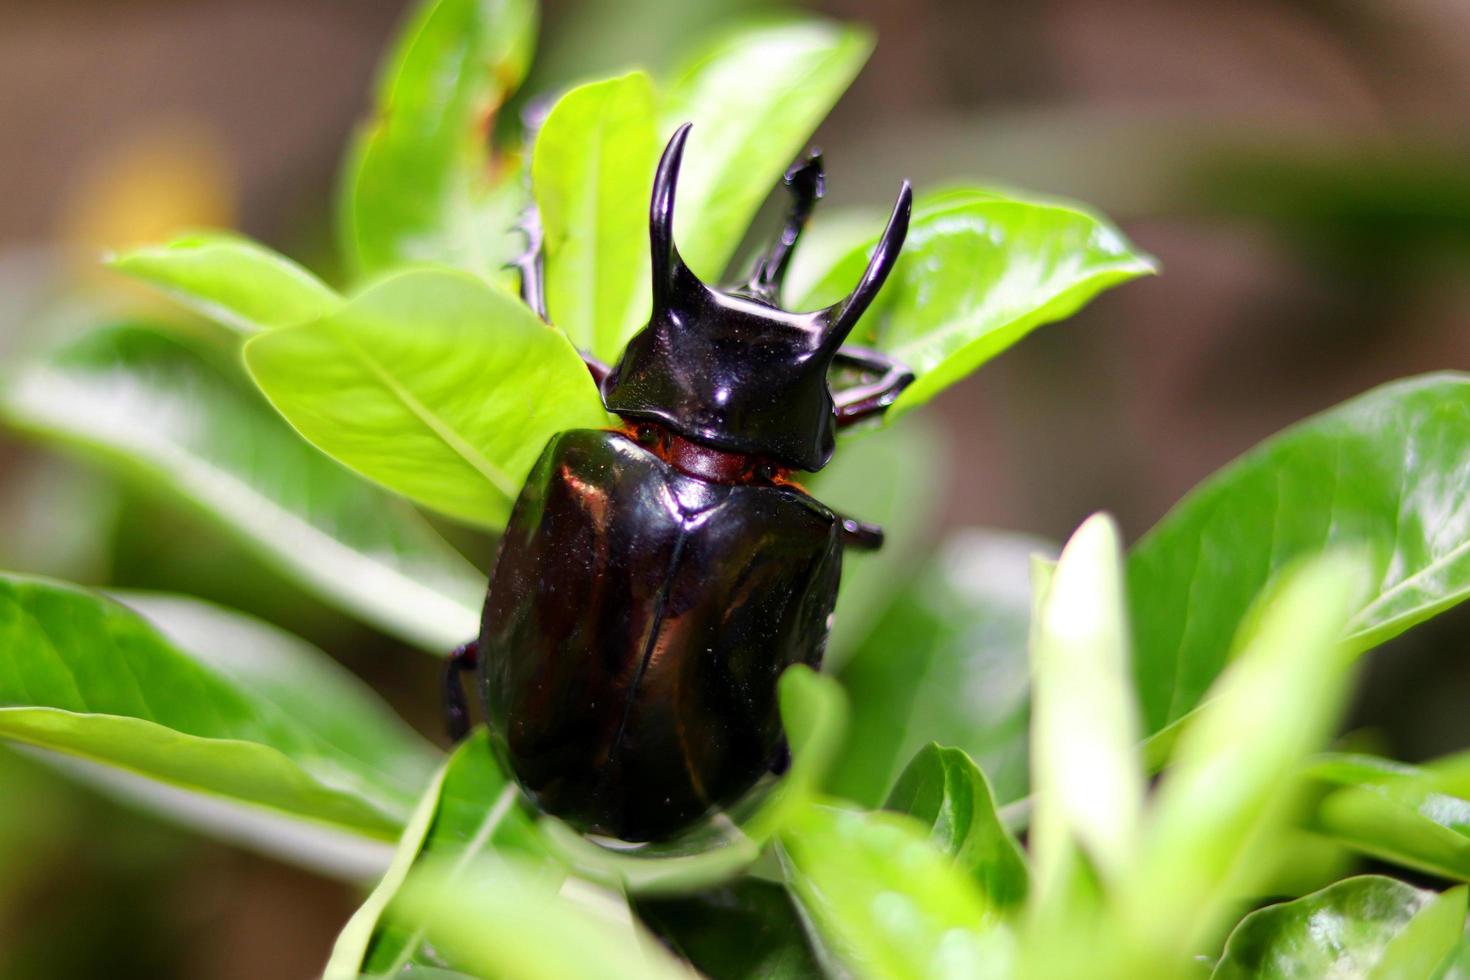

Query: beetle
(444, 122), (914, 842)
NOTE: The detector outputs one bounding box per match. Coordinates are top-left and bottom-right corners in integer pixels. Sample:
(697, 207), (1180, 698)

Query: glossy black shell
(477, 429), (842, 841)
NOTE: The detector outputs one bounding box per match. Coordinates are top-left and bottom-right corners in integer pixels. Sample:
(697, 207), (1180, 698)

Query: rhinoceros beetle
(444, 123), (914, 842)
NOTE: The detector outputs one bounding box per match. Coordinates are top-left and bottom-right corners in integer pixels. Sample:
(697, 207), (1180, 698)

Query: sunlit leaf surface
(245, 268), (610, 529)
(3, 324), (484, 649)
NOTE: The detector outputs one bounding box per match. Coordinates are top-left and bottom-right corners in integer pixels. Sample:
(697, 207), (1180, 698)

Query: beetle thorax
(603, 282), (839, 472)
(600, 122), (911, 474)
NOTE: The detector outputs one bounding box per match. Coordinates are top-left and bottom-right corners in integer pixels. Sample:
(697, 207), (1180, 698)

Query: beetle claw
(443, 640), (481, 742)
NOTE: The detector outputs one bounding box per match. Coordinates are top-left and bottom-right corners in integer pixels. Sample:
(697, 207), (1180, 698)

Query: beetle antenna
(651, 123), (696, 311)
(820, 181), (911, 349)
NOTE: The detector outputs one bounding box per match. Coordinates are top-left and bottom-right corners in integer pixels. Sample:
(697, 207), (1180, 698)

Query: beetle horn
(651, 122), (697, 310)
(820, 181), (912, 349)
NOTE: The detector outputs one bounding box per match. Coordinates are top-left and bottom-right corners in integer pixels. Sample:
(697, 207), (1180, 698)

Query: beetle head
(602, 123), (911, 472)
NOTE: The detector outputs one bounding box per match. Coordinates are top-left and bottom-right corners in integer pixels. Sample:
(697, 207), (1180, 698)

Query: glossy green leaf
(0, 575), (436, 840)
(637, 879), (822, 980)
(1371, 885), (1467, 980)
(108, 232), (339, 334)
(1130, 373), (1470, 735)
(808, 415), (944, 670)
(780, 802), (1005, 980)
(885, 744), (1028, 912)
(661, 19), (873, 280)
(327, 729), (547, 977)
(339, 0), (536, 279)
(798, 188), (1155, 414)
(1030, 514), (1144, 894)
(830, 528), (1046, 808)
(2, 324), (484, 650)
(1305, 753), (1470, 882)
(40, 751), (396, 882)
(391, 856), (691, 980)
(540, 664), (847, 895)
(1120, 554), (1367, 963)
(244, 268), (610, 528)
(534, 72), (658, 362)
(1213, 876), (1462, 980)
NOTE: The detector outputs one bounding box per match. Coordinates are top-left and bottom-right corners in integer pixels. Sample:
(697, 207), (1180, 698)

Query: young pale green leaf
(327, 729), (548, 977)
(1, 324), (484, 650)
(244, 268), (610, 529)
(533, 71), (658, 363)
(746, 665), (849, 840)
(389, 856), (692, 980)
(1121, 554), (1368, 964)
(1305, 753), (1470, 882)
(830, 528), (1045, 808)
(1434, 936), (1470, 980)
(636, 880), (823, 980)
(1212, 876), (1461, 980)
(539, 664), (847, 895)
(661, 19), (873, 280)
(0, 575), (436, 841)
(1130, 373), (1470, 735)
(798, 189), (1155, 415)
(1029, 514), (1144, 895)
(807, 415), (944, 670)
(108, 233), (339, 333)
(885, 744), (1029, 912)
(339, 0), (536, 280)
(780, 802), (1006, 980)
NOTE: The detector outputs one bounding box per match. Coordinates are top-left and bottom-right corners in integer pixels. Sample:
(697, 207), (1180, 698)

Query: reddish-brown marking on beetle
(617, 422), (793, 488)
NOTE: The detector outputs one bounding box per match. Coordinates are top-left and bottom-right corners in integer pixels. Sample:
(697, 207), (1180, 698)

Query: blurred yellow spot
(58, 117), (236, 276)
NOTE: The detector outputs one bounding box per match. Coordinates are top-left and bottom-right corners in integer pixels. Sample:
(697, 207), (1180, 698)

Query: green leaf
(1213, 876), (1462, 980)
(661, 18), (873, 280)
(539, 664), (846, 895)
(389, 856), (691, 980)
(339, 0), (537, 280)
(885, 744), (1028, 912)
(780, 803), (1005, 980)
(0, 575), (436, 840)
(244, 268), (610, 528)
(745, 665), (849, 841)
(830, 528), (1045, 808)
(808, 415), (944, 669)
(1029, 514), (1144, 895)
(1371, 885), (1468, 980)
(533, 71), (659, 362)
(1129, 373), (1470, 735)
(326, 729), (547, 977)
(637, 879), (823, 980)
(798, 188), (1155, 415)
(108, 233), (339, 334)
(1120, 554), (1368, 964)
(2, 324), (485, 650)
(1305, 753), (1470, 882)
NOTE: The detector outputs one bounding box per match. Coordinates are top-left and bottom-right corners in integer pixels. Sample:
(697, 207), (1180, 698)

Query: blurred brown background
(2, 0), (1469, 975)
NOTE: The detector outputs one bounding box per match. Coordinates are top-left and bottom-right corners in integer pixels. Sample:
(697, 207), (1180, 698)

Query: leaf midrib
(333, 325), (518, 500)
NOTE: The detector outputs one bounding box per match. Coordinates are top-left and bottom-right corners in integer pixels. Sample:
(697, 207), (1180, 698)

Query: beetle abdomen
(478, 429), (842, 842)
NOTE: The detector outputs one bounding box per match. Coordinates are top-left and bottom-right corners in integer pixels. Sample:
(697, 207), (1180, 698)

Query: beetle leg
(838, 515), (885, 551)
(733, 150), (825, 305)
(511, 202), (615, 387)
(510, 204), (549, 321)
(443, 640), (480, 741)
(832, 345), (915, 427)
(769, 738), (792, 776)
